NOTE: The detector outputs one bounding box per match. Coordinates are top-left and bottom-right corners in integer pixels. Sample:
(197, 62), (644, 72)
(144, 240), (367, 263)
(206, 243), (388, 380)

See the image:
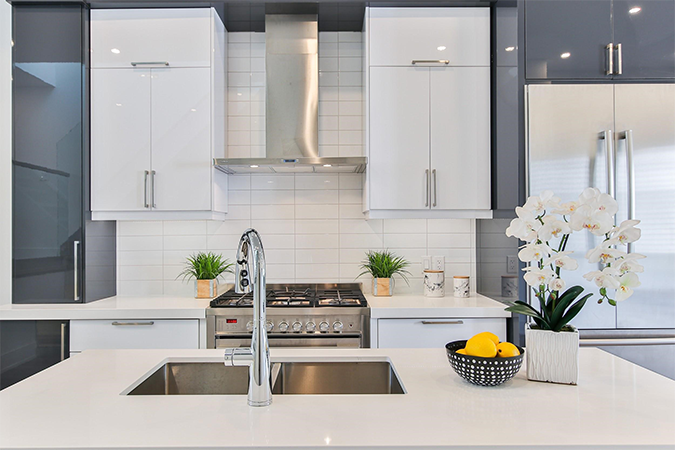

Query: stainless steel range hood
(214, 13), (367, 174)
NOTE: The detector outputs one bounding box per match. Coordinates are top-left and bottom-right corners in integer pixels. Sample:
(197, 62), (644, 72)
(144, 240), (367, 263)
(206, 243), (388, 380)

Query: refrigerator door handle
(601, 130), (615, 198)
(73, 240), (80, 301)
(622, 130), (636, 253)
(605, 43), (614, 76)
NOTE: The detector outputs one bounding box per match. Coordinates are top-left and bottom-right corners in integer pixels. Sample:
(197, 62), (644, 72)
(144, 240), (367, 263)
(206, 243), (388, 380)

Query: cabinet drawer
(377, 318), (506, 349)
(91, 9), (212, 68)
(369, 8), (490, 67)
(70, 319), (199, 351)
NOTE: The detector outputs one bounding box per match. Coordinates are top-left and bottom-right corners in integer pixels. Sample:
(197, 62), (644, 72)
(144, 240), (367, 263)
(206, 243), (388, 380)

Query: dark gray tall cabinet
(11, 4), (116, 303)
(526, 0), (675, 80)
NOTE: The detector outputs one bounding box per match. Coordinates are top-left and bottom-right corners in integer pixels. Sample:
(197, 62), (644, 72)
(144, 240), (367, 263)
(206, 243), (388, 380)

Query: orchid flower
(523, 267), (556, 288)
(578, 187), (601, 205)
(617, 253), (646, 274)
(569, 204), (614, 236)
(518, 243), (553, 262)
(506, 207), (541, 242)
(607, 219), (642, 245)
(615, 272), (641, 301)
(542, 251), (579, 271)
(523, 190), (561, 216)
(538, 215), (571, 241)
(548, 277), (566, 292)
(583, 268), (621, 289)
(551, 201), (579, 216)
(586, 243), (628, 265)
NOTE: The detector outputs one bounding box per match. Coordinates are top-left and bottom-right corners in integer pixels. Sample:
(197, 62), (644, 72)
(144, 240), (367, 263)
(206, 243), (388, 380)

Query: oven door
(214, 333), (363, 349)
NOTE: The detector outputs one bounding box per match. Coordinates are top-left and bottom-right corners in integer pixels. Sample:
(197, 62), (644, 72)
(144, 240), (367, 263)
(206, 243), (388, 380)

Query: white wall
(0, 1), (12, 306)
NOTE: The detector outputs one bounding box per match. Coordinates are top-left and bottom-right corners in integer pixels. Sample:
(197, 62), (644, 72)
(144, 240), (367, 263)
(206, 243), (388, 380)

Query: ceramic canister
(423, 270), (445, 297)
(453, 276), (470, 298)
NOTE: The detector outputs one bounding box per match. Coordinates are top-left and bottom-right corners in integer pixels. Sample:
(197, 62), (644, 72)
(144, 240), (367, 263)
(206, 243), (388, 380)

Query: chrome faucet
(223, 229), (272, 407)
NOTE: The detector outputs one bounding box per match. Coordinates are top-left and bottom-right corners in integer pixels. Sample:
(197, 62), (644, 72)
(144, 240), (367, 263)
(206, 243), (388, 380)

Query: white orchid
(505, 207), (541, 241)
(593, 193), (619, 216)
(578, 187), (601, 205)
(607, 220), (642, 245)
(586, 243), (628, 265)
(523, 267), (556, 288)
(523, 190), (561, 215)
(569, 205), (614, 236)
(617, 253), (646, 274)
(583, 268), (621, 289)
(615, 272), (641, 301)
(538, 215), (571, 241)
(548, 277), (566, 292)
(551, 201), (579, 216)
(518, 243), (553, 262)
(542, 251), (579, 271)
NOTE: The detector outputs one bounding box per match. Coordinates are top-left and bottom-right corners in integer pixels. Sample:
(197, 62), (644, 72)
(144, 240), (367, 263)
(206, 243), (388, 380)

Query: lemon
(497, 342), (520, 358)
(471, 331), (500, 347)
(465, 336), (497, 358)
(456, 348), (467, 355)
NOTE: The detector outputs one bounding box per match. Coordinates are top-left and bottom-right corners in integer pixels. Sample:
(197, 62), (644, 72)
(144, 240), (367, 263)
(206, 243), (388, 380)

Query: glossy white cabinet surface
(91, 69), (151, 211)
(431, 67), (491, 210)
(377, 317), (506, 348)
(91, 9), (211, 69)
(70, 319), (199, 351)
(369, 67), (430, 210)
(369, 7), (490, 67)
(151, 68), (211, 211)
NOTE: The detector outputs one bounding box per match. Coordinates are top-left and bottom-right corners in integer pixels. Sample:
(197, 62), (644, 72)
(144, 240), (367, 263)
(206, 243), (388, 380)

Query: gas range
(206, 283), (370, 349)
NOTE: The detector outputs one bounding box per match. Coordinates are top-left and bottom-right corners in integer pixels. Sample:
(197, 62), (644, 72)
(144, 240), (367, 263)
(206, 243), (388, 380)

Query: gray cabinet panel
(525, 0), (612, 80)
(613, 0), (675, 79)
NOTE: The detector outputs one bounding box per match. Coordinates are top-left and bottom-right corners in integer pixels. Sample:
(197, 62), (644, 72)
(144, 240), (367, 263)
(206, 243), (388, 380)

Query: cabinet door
(377, 318), (506, 349)
(151, 68), (211, 211)
(613, 0), (675, 79)
(369, 67), (430, 210)
(430, 67), (490, 210)
(91, 9), (211, 69)
(70, 319), (199, 351)
(525, 0), (613, 80)
(91, 69), (151, 211)
(369, 7), (490, 67)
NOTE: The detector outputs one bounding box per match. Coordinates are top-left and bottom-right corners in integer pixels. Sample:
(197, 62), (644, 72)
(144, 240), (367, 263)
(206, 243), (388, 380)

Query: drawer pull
(111, 321), (155, 326)
(421, 320), (464, 325)
(412, 60), (449, 65)
(131, 61), (169, 67)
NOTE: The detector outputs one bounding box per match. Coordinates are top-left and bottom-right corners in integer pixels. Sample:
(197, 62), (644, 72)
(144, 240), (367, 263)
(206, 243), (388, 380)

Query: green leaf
(505, 303), (550, 329)
(554, 293), (592, 331)
(177, 252), (234, 282)
(608, 299), (617, 306)
(549, 285), (585, 330)
(355, 250), (412, 285)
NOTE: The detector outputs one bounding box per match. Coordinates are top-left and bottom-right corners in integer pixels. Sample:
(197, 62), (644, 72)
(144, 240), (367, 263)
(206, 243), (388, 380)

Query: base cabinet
(375, 318), (506, 348)
(70, 319), (199, 352)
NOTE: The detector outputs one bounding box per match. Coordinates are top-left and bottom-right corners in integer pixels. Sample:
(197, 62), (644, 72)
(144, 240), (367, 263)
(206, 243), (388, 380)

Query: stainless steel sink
(127, 363), (250, 395)
(272, 361), (405, 395)
(126, 360), (405, 396)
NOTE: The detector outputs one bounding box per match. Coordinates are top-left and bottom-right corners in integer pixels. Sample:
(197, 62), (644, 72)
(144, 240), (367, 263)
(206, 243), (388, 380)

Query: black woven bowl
(445, 340), (525, 386)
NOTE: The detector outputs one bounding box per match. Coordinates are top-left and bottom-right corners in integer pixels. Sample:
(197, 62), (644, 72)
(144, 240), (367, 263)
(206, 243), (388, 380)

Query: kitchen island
(1, 347), (673, 450)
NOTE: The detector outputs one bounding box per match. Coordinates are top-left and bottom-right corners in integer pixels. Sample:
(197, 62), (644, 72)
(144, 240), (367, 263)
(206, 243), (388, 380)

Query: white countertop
(367, 293), (511, 319)
(1, 347), (673, 450)
(0, 296), (211, 320)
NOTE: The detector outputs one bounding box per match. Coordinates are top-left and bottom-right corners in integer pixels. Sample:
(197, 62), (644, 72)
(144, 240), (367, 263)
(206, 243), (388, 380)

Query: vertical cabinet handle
(144, 170), (150, 208)
(73, 241), (80, 301)
(424, 169), (430, 207)
(60, 323), (67, 361)
(151, 170), (156, 208)
(601, 130), (615, 198)
(432, 169), (437, 207)
(623, 130), (635, 253)
(615, 43), (623, 75)
(605, 43), (614, 76)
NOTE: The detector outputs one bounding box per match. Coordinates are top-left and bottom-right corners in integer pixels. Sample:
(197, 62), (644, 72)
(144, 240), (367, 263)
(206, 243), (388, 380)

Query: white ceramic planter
(526, 324), (579, 385)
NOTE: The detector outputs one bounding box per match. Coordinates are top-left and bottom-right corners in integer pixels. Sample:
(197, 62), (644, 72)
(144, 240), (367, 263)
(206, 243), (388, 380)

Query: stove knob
(278, 321), (289, 332)
(292, 321), (303, 333)
(265, 321), (274, 332)
(319, 321), (330, 333)
(332, 321), (344, 333)
(246, 321), (254, 332)
(306, 321), (316, 333)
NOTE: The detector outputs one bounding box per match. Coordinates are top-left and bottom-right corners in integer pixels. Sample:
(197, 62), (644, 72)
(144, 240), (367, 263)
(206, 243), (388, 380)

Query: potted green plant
(178, 252), (234, 298)
(357, 250), (411, 297)
(505, 188), (644, 385)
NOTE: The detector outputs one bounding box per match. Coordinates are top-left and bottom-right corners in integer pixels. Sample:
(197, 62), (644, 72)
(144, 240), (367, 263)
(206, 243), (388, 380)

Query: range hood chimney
(214, 13), (367, 174)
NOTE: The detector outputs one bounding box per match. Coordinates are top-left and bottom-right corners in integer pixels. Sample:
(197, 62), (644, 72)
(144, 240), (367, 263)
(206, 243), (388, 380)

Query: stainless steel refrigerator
(526, 84), (675, 379)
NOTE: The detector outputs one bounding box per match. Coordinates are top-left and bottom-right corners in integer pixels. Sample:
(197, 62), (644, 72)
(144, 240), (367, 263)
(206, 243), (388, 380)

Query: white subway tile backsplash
(383, 219), (426, 234)
(206, 234), (241, 250)
(339, 219), (382, 234)
(295, 219), (339, 234)
(251, 219), (294, 235)
(339, 204), (366, 219)
(228, 42), (250, 58)
(319, 101), (339, 116)
(318, 42), (338, 57)
(383, 234), (427, 249)
(295, 234), (338, 249)
(251, 174), (294, 190)
(117, 221), (163, 236)
(163, 236), (207, 251)
(339, 57), (362, 72)
(251, 190), (294, 205)
(250, 57), (265, 73)
(251, 204), (294, 220)
(427, 233), (473, 249)
(118, 236), (163, 251)
(319, 57), (339, 72)
(163, 221), (207, 236)
(295, 174), (339, 190)
(338, 72), (362, 87)
(207, 219), (250, 235)
(319, 72), (339, 87)
(228, 57), (251, 72)
(250, 42), (265, 57)
(338, 32), (361, 43)
(119, 265), (163, 281)
(118, 250), (163, 266)
(296, 264), (339, 279)
(295, 190), (339, 205)
(296, 249), (339, 264)
(295, 204), (339, 220)
(339, 101), (361, 116)
(338, 189), (362, 204)
(228, 72), (251, 87)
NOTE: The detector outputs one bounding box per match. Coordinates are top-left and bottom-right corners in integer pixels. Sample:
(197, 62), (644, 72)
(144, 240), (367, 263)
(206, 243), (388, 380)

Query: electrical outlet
(507, 255), (518, 274)
(432, 256), (445, 271)
(421, 256), (431, 274)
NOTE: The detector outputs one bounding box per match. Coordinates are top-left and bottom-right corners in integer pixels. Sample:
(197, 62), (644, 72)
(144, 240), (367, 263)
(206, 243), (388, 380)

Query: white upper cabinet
(364, 7), (492, 219)
(91, 9), (212, 68)
(368, 8), (490, 67)
(90, 8), (227, 221)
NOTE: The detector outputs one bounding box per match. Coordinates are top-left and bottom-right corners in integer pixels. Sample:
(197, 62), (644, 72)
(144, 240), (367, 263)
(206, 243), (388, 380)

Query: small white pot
(526, 324), (579, 385)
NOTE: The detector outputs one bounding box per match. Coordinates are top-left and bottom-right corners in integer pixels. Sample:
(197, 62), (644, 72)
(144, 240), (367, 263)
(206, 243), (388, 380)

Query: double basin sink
(127, 360), (405, 396)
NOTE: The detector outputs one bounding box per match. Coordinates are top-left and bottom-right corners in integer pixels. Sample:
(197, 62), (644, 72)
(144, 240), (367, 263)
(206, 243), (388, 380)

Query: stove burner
(210, 284), (367, 308)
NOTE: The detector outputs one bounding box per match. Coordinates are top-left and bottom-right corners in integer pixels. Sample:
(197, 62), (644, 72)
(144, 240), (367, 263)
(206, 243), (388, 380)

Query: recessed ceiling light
(505, 46), (515, 52)
(560, 52), (571, 59)
(190, 109), (196, 112)
(629, 6), (642, 14)
(237, 92), (242, 96)
(437, 46), (447, 51)
(115, 103), (122, 107)
(110, 48), (120, 54)
(250, 165), (259, 168)
(323, 164), (332, 167)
